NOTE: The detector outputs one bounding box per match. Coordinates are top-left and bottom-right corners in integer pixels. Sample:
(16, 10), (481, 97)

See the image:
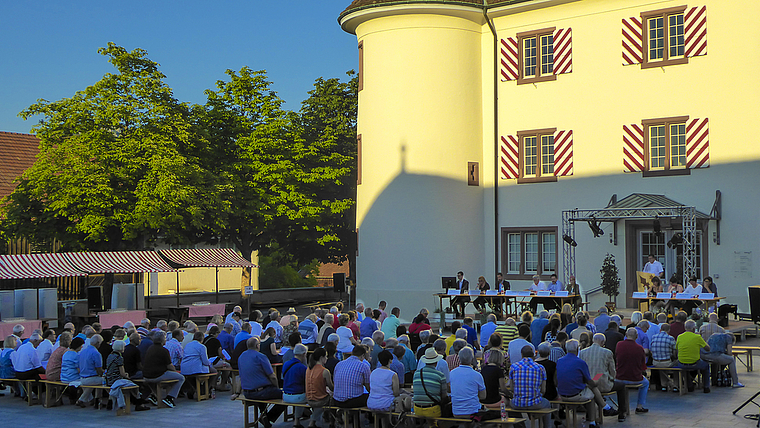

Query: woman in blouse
(45, 332), (72, 382)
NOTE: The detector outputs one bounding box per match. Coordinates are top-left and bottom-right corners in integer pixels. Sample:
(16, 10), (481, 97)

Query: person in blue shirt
(360, 309), (380, 340)
(480, 314), (498, 348)
(234, 322), (253, 348)
(76, 334), (105, 406)
(282, 344), (309, 427)
(556, 339), (604, 428)
(593, 307), (610, 334)
(531, 311), (550, 347)
(239, 337), (285, 428)
(218, 323), (236, 356)
(298, 314), (320, 347)
(461, 318), (479, 350)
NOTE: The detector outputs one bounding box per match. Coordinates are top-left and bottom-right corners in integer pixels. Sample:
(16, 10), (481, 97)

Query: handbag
(419, 367), (452, 417)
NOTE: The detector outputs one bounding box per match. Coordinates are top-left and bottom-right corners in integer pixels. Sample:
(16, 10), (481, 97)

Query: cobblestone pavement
(3, 336), (760, 427)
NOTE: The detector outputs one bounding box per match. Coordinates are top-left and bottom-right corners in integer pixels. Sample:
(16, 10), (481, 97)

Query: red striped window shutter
(686, 118), (709, 168)
(623, 124), (645, 172)
(553, 130), (573, 176)
(685, 6), (707, 57)
(553, 28), (572, 75)
(500, 38), (519, 81)
(622, 17), (643, 65)
(500, 135), (519, 179)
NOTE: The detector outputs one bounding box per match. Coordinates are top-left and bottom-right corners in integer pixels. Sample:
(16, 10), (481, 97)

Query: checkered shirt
(650, 331), (676, 361)
(333, 356), (371, 402)
(509, 357), (547, 408)
(163, 338), (184, 368)
(699, 322), (725, 342)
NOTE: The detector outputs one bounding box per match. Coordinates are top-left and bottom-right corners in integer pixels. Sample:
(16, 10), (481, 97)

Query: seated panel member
(472, 276), (490, 313)
(452, 271), (470, 318)
(528, 275), (548, 314)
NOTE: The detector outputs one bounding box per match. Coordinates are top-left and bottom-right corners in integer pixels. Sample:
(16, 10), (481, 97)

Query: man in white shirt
(643, 254), (664, 278)
(528, 275), (547, 313)
(36, 329), (56, 369)
(508, 325), (535, 366)
(12, 333), (45, 380)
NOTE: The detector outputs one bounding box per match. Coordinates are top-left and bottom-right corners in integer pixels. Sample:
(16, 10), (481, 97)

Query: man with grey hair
(181, 321), (198, 348)
(225, 306), (244, 335)
(370, 330), (385, 369)
(450, 346), (485, 417)
(676, 319), (711, 393)
(143, 330), (185, 407)
(557, 339), (603, 427)
(76, 333), (105, 406)
(699, 312), (725, 341)
(593, 307), (610, 333)
(480, 313), (498, 348)
(580, 333), (627, 421)
(218, 322), (236, 356)
(417, 339), (451, 387)
(265, 311), (284, 344)
(12, 332), (45, 381)
(396, 335), (417, 382)
(355, 303), (365, 321)
(634, 320), (651, 355)
(534, 342), (557, 400)
(11, 324), (25, 350)
(416, 330), (433, 359)
(318, 313), (335, 346)
(615, 328), (650, 412)
(155, 320), (168, 332)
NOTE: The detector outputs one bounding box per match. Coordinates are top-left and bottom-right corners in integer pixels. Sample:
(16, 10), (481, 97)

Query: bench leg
(44, 383), (53, 408)
(125, 391), (132, 414)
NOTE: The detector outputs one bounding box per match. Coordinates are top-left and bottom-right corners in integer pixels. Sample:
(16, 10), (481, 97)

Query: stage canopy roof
(159, 248), (258, 268)
(63, 251), (176, 274)
(0, 253), (86, 279)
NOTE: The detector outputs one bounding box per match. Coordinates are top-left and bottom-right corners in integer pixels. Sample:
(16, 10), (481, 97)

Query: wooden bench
(39, 380), (139, 413)
(648, 366), (686, 395)
(0, 377), (43, 406)
(551, 398), (592, 428)
(238, 397), (526, 428)
(732, 347), (754, 372)
(183, 373), (216, 401)
(504, 406), (556, 428)
(132, 378), (179, 408)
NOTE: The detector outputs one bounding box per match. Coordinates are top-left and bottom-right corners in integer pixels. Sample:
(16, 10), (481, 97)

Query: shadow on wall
(356, 150), (486, 318)
(357, 154), (760, 314)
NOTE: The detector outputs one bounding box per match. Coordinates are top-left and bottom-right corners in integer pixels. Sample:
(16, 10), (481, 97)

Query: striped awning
(63, 251), (176, 274)
(0, 253), (86, 279)
(159, 248), (258, 268)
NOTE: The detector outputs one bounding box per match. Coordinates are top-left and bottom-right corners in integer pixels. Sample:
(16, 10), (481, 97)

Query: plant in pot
(600, 253), (620, 311)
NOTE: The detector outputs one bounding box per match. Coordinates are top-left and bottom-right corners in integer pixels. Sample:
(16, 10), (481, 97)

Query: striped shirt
(495, 325), (519, 345)
(333, 356), (371, 402)
(164, 338), (184, 368)
(699, 322), (725, 342)
(549, 345), (566, 363)
(509, 358), (547, 408)
(413, 365), (446, 406)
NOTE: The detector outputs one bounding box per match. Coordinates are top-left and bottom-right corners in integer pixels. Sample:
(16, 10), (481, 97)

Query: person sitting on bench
(239, 337), (286, 428)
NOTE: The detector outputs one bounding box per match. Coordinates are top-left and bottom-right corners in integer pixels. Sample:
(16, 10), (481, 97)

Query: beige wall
(150, 267), (243, 296)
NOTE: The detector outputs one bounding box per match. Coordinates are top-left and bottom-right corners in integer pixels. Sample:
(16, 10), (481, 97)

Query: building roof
(607, 193), (712, 219)
(340, 0), (531, 17)
(0, 131), (39, 199)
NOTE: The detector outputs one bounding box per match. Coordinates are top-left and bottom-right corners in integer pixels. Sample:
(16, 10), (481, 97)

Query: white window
(502, 228), (557, 279)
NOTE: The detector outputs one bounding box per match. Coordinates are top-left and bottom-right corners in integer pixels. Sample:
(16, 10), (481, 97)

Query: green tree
(196, 68), (356, 266)
(1, 43), (216, 250)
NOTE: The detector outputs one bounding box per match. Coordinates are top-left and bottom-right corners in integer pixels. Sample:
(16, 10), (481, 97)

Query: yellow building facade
(341, 0), (760, 318)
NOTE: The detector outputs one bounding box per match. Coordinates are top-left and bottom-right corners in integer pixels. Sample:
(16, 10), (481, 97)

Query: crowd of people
(0, 301), (747, 427)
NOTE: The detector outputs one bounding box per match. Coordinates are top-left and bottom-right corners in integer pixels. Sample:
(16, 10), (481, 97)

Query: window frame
(517, 128), (558, 184)
(642, 116), (691, 177)
(517, 27), (557, 85)
(501, 227), (558, 280)
(641, 6), (688, 69)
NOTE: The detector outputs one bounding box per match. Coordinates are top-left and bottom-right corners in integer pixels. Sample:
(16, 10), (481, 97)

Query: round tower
(340, 1), (489, 318)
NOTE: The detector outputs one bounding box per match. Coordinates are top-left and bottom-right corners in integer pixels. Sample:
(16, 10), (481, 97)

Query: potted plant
(600, 253), (620, 311)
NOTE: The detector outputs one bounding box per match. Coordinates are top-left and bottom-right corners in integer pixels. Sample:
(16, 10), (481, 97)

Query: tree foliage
(600, 253), (621, 301)
(0, 44), (357, 266)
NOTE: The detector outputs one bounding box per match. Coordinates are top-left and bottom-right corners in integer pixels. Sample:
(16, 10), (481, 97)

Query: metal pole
(176, 270), (180, 308)
(215, 267), (219, 304)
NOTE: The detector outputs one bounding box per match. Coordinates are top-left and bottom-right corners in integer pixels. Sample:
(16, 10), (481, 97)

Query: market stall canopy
(0, 253), (86, 279)
(63, 251), (176, 274)
(158, 248), (258, 268)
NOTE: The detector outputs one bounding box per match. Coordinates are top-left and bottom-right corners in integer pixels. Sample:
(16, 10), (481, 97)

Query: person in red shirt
(669, 312), (688, 338)
(615, 328), (649, 416)
(409, 314), (431, 334)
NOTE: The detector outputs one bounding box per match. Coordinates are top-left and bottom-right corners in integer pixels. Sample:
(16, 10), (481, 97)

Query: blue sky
(0, 1), (357, 133)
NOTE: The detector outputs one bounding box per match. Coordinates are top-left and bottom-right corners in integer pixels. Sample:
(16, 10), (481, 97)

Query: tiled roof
(340, 0), (530, 17)
(0, 132), (40, 199)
